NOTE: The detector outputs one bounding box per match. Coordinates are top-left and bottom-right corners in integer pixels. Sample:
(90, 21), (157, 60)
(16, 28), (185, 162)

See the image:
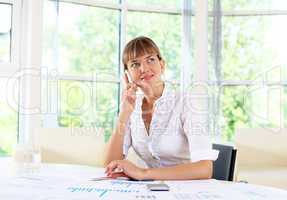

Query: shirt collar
(134, 81), (175, 111)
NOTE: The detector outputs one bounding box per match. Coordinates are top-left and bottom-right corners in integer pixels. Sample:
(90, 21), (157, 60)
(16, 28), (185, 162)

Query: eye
(130, 62), (140, 69)
(147, 57), (156, 64)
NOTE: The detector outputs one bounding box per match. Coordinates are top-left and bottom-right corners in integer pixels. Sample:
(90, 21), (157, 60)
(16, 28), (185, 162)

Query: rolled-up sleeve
(122, 120), (132, 158)
(181, 93), (219, 162)
(185, 134), (219, 162)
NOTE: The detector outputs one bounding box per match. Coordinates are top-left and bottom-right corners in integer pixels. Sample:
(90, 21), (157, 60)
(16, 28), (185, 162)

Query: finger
(108, 172), (127, 179)
(107, 164), (124, 177)
(137, 80), (153, 94)
(127, 83), (137, 93)
(110, 161), (124, 173)
(104, 164), (113, 174)
(123, 77), (132, 91)
(134, 79), (146, 89)
(105, 162), (119, 174)
(127, 88), (136, 97)
(108, 172), (128, 179)
(105, 166), (112, 175)
(131, 83), (138, 91)
(104, 161), (114, 173)
(126, 92), (136, 104)
(126, 91), (136, 101)
(113, 166), (123, 173)
(126, 83), (133, 90)
(127, 95), (136, 104)
(111, 171), (130, 179)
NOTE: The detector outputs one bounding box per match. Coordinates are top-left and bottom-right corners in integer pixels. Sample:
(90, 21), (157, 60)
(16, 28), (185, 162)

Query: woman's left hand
(105, 160), (146, 180)
(136, 80), (154, 99)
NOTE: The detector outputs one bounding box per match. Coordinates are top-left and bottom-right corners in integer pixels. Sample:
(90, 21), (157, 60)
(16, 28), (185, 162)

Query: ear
(159, 59), (165, 73)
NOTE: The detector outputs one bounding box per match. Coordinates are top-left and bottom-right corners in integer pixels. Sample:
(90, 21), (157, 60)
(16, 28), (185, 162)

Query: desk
(1, 158), (287, 200)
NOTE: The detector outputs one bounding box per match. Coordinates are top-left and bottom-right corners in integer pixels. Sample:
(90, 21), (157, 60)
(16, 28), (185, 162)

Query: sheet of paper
(1, 164), (287, 200)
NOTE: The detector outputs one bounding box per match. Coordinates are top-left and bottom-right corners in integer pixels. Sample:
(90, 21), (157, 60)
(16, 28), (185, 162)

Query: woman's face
(126, 53), (165, 85)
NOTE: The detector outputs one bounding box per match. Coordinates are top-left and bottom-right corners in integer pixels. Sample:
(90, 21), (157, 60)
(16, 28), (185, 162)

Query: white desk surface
(1, 157), (287, 200)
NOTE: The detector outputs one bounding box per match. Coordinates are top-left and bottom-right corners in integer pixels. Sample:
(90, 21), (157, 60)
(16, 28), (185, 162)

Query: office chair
(212, 143), (237, 181)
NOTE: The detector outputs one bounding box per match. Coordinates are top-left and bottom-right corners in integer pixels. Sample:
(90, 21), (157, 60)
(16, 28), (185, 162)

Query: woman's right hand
(119, 74), (137, 122)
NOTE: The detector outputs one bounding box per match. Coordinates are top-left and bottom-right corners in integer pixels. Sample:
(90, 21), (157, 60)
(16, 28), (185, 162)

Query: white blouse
(123, 82), (218, 168)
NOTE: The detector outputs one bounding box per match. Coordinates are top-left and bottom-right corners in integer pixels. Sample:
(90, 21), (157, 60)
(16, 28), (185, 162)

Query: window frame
(42, 0), (193, 128)
(39, 0), (287, 142)
(0, 0), (21, 155)
(211, 4), (287, 84)
(0, 0), (21, 76)
(17, 0), (43, 144)
(210, 0), (287, 141)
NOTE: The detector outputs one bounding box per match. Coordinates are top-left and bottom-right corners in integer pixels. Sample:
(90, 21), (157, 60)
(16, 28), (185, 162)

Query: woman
(104, 36), (218, 180)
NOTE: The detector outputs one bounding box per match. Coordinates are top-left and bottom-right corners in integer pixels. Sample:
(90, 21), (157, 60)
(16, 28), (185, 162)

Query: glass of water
(13, 143), (42, 176)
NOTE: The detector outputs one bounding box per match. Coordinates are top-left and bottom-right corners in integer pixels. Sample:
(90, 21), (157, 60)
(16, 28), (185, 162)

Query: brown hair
(122, 36), (162, 70)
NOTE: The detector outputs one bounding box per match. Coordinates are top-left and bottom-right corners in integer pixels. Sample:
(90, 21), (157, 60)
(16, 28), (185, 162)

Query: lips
(141, 74), (154, 81)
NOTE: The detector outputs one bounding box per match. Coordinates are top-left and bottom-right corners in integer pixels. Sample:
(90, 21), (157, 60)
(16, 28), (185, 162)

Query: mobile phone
(146, 183), (170, 191)
(125, 70), (132, 83)
(124, 70), (142, 94)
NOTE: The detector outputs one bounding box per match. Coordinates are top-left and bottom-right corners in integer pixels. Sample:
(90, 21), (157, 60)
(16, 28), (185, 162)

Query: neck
(145, 81), (165, 104)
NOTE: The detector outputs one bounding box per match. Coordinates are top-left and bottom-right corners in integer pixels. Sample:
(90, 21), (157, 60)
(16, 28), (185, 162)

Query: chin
(151, 79), (164, 87)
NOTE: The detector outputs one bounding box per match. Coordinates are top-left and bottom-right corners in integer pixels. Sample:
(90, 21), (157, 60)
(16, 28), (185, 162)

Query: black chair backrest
(212, 144), (237, 181)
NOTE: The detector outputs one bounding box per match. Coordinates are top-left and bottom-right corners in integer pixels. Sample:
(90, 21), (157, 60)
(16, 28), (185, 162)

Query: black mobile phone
(146, 183), (170, 191)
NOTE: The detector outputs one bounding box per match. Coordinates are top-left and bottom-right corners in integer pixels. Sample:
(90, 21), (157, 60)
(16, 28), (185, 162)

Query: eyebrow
(129, 55), (155, 63)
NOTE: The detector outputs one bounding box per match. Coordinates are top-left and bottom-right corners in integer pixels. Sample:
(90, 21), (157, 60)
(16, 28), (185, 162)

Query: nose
(139, 61), (149, 73)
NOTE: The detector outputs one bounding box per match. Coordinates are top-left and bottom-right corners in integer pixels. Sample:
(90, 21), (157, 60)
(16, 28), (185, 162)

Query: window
(222, 15), (287, 81)
(0, 78), (19, 156)
(127, 0), (181, 9)
(42, 0), (188, 141)
(209, 0), (287, 141)
(0, 0), (20, 156)
(41, 0), (287, 144)
(285, 88), (287, 127)
(1, 0), (285, 154)
(0, 3), (11, 62)
(126, 11), (181, 81)
(222, 0), (287, 10)
(43, 1), (120, 136)
(53, 2), (119, 76)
